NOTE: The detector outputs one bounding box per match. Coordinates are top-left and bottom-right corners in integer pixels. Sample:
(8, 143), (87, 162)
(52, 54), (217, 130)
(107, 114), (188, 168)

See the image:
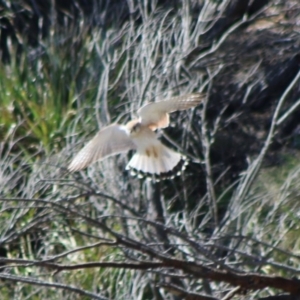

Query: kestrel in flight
(68, 93), (204, 180)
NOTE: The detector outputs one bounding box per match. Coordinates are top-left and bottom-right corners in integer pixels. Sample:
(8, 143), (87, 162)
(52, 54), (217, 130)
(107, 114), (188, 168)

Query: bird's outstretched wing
(137, 93), (204, 130)
(68, 124), (136, 172)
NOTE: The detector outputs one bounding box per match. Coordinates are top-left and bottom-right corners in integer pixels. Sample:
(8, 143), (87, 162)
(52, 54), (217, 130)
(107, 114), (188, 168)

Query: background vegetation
(1, 0), (300, 299)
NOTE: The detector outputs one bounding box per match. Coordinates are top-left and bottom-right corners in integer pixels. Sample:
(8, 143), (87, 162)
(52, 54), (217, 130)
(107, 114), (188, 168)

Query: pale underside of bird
(68, 93), (204, 181)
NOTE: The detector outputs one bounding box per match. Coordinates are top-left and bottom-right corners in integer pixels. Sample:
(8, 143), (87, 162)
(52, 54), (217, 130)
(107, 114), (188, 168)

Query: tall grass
(1, 43), (81, 153)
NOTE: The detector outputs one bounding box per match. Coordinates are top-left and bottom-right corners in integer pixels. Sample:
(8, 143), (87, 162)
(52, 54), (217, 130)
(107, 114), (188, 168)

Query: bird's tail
(126, 144), (187, 181)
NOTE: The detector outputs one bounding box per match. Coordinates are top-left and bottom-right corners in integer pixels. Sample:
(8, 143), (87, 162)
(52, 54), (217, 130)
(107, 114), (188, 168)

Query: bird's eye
(132, 124), (140, 132)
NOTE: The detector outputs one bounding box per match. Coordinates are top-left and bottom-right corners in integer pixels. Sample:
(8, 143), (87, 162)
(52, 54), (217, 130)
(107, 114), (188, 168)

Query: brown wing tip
(67, 164), (79, 173)
(68, 159), (87, 172)
(188, 93), (206, 103)
(127, 156), (188, 182)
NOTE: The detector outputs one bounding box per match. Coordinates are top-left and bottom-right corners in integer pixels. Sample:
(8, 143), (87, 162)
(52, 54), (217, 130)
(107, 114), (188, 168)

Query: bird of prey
(68, 93), (204, 180)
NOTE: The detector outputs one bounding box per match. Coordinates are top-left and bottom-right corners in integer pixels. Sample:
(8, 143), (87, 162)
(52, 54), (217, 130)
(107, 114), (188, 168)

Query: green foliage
(0, 26), (102, 153)
(0, 55), (74, 152)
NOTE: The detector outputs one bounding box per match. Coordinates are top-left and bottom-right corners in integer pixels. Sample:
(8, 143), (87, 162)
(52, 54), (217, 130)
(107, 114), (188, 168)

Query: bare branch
(0, 273), (108, 300)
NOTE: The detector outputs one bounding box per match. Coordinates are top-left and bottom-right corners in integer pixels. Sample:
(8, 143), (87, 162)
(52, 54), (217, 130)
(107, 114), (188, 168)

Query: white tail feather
(126, 144), (183, 177)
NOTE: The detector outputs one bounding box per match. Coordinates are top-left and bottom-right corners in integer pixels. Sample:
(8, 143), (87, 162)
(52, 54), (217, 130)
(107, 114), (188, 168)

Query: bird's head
(126, 119), (142, 136)
(130, 123), (142, 135)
